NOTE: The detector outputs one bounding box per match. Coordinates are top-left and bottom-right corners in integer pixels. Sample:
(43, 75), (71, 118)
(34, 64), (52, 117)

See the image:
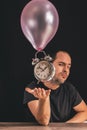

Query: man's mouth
(61, 73), (67, 79)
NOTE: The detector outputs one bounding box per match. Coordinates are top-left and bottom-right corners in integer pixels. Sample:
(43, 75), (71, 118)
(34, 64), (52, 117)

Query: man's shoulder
(63, 81), (74, 86)
(62, 81), (76, 91)
(26, 80), (46, 89)
(27, 80), (38, 88)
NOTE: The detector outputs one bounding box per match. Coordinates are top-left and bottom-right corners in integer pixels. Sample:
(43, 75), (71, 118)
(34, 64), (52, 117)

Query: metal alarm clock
(32, 51), (55, 83)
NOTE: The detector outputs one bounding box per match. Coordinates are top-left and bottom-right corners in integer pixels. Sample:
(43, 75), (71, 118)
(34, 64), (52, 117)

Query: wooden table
(0, 122), (87, 130)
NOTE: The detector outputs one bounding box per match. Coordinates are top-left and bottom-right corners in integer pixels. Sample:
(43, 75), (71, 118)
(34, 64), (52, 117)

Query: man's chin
(54, 79), (66, 85)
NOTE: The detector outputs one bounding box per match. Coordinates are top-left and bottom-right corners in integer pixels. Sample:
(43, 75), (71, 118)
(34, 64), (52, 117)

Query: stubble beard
(50, 76), (66, 86)
(50, 78), (61, 85)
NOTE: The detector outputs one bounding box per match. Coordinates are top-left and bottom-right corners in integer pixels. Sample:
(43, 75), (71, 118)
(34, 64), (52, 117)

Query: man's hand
(25, 87), (51, 125)
(25, 87), (51, 99)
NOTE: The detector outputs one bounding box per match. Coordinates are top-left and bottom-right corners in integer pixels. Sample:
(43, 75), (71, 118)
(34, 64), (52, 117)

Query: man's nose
(63, 65), (68, 72)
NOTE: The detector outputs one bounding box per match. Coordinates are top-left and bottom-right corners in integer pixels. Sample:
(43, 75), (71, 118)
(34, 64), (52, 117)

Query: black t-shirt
(23, 81), (82, 122)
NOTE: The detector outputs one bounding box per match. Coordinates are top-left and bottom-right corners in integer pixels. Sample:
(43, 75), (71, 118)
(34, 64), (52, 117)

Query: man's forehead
(55, 52), (71, 63)
(56, 52), (70, 58)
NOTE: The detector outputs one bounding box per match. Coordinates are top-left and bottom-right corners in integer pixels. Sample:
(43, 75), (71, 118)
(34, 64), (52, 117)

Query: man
(23, 50), (87, 125)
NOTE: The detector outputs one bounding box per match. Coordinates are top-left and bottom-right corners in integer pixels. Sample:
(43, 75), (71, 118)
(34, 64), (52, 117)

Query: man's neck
(43, 81), (60, 90)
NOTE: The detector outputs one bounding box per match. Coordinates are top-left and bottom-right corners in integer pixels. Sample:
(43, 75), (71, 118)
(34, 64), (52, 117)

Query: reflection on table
(0, 122), (87, 130)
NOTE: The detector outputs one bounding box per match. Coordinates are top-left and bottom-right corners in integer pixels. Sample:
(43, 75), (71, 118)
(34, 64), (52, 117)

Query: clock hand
(39, 66), (44, 71)
(41, 66), (48, 71)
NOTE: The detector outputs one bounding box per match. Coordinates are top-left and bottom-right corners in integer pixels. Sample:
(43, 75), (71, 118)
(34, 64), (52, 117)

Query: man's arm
(25, 87), (51, 125)
(66, 100), (87, 123)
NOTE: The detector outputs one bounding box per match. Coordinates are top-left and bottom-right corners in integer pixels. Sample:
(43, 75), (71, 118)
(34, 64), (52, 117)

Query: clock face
(34, 60), (55, 81)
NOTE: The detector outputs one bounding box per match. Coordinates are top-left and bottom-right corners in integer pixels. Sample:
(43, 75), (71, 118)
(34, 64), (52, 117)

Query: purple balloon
(20, 0), (59, 51)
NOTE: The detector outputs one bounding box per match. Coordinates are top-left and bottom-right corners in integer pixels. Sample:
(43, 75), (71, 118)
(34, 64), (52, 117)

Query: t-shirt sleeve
(69, 83), (82, 107)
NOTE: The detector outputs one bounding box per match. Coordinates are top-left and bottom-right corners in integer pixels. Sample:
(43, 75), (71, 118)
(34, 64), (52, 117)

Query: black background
(1, 0), (87, 121)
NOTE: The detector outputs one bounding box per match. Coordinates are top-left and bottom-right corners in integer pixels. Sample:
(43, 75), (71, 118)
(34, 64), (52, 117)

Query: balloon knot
(37, 48), (43, 52)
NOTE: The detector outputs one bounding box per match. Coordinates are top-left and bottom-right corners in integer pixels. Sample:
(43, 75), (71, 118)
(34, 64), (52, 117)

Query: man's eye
(67, 65), (71, 69)
(58, 63), (63, 66)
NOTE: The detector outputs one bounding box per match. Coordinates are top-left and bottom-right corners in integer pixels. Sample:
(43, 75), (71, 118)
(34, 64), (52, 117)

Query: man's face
(52, 52), (71, 84)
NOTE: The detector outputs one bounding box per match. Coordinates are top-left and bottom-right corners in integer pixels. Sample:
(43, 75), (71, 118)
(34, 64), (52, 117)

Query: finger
(34, 88), (38, 94)
(25, 87), (34, 94)
(41, 88), (46, 96)
(46, 89), (51, 96)
(38, 88), (42, 93)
